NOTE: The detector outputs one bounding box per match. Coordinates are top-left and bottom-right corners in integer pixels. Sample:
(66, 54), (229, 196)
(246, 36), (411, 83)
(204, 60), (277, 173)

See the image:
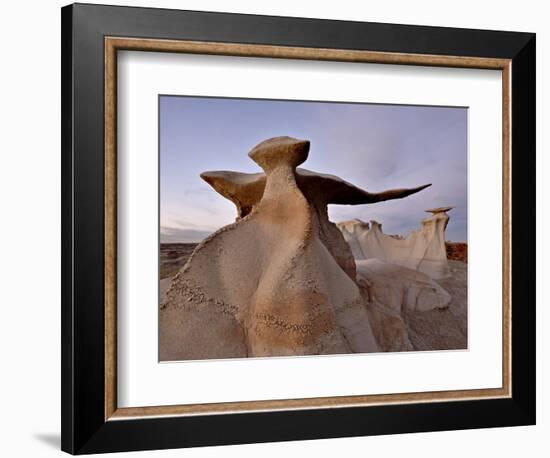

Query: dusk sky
(160, 96), (467, 243)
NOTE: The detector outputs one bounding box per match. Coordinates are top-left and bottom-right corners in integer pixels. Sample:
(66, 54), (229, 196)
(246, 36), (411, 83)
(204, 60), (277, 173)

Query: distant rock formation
(446, 242), (468, 263)
(160, 136), (433, 361)
(337, 207), (453, 280)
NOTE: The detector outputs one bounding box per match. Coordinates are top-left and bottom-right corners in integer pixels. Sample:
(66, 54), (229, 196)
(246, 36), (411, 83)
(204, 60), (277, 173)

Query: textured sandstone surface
(357, 259), (451, 314)
(355, 259), (454, 352)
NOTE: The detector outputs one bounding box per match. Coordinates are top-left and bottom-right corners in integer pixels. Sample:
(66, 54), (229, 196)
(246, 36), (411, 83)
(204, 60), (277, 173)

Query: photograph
(158, 96), (468, 361)
(54, 2), (537, 455)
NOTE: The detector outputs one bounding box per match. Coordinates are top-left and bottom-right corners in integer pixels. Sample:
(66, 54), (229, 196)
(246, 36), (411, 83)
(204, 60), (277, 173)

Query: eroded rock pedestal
(160, 136), (438, 360)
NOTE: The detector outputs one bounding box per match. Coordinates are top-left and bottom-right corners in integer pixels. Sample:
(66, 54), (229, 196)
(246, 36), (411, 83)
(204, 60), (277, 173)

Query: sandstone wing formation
(200, 169), (432, 218)
(160, 136), (433, 361)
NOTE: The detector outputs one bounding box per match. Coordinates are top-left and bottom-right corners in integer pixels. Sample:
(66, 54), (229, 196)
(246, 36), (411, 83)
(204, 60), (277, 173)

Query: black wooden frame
(61, 3), (536, 454)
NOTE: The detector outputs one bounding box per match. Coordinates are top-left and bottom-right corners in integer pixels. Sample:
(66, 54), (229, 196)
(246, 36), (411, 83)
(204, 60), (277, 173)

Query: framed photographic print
(61, 3), (536, 454)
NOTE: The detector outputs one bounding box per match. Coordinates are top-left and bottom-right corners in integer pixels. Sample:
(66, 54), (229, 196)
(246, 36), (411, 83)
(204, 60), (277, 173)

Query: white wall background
(0, 1), (545, 456)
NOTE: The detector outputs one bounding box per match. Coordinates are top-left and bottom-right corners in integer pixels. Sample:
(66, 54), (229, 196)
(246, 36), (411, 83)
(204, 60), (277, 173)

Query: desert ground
(160, 243), (197, 299)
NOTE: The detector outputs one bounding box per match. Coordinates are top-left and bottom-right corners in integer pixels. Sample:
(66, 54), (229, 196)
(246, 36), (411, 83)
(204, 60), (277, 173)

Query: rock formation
(356, 259), (452, 351)
(357, 259), (451, 313)
(160, 136), (433, 361)
(337, 207), (453, 280)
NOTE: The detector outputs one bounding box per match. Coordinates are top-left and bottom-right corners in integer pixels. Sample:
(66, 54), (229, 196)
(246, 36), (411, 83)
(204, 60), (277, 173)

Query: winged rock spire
(200, 137), (431, 218)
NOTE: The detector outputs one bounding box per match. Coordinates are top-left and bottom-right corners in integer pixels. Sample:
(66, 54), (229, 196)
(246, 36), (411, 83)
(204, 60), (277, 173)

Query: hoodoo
(160, 136), (432, 360)
(337, 207), (453, 280)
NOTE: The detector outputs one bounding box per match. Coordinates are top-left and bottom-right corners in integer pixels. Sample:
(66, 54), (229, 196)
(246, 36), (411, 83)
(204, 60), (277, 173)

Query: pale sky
(160, 95), (467, 243)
